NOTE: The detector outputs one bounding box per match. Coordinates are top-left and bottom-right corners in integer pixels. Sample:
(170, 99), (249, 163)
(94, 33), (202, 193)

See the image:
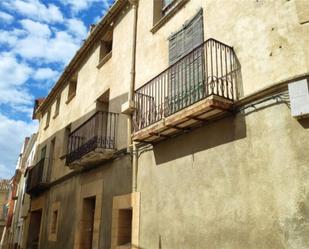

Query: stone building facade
(7, 0), (309, 249)
(0, 180), (10, 242)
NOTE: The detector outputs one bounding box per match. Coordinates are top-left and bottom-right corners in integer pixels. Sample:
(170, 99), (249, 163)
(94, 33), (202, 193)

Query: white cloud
(0, 28), (26, 47)
(2, 0), (63, 23)
(0, 53), (33, 108)
(66, 18), (87, 39)
(0, 11), (14, 23)
(33, 68), (59, 81)
(0, 113), (38, 179)
(13, 30), (81, 64)
(0, 53), (32, 87)
(60, 0), (113, 13)
(20, 19), (51, 37)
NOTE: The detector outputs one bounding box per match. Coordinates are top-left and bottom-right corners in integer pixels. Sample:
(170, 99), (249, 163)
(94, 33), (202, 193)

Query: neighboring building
(1, 136), (37, 249)
(0, 180), (10, 241)
(8, 0), (309, 249)
(8, 134), (38, 249)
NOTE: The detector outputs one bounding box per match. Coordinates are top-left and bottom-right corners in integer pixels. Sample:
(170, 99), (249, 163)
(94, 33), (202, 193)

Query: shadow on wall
(299, 117), (309, 129)
(153, 113), (247, 165)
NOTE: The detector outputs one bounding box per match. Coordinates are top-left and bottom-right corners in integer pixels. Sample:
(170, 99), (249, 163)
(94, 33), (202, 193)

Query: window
(117, 209), (132, 246)
(162, 0), (176, 15)
(97, 29), (113, 68)
(53, 96), (61, 118)
(48, 202), (60, 241)
(41, 146), (47, 160)
(51, 210), (58, 233)
(66, 75), (77, 104)
(166, 10), (204, 115)
(111, 193), (140, 249)
(168, 9), (203, 64)
(61, 124), (71, 159)
(44, 110), (51, 129)
(152, 0), (189, 32)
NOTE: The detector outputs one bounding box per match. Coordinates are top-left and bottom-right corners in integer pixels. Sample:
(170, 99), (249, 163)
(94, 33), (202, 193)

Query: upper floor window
(61, 124), (71, 159)
(162, 0), (176, 15)
(97, 28), (113, 69)
(152, 0), (189, 32)
(44, 110), (51, 129)
(40, 145), (47, 160)
(168, 9), (203, 64)
(53, 95), (61, 118)
(66, 75), (77, 104)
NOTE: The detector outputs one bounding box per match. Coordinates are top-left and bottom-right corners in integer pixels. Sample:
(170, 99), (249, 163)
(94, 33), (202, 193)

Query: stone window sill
(66, 93), (76, 104)
(52, 112), (59, 119)
(151, 0), (189, 34)
(97, 51), (112, 69)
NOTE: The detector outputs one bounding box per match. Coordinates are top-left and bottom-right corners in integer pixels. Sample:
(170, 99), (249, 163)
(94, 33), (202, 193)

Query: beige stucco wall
(135, 0), (309, 96)
(137, 99), (309, 249)
(35, 3), (134, 181)
(36, 155), (132, 249)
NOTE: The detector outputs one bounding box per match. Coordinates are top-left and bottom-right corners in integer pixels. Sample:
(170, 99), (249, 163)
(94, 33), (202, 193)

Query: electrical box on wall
(288, 78), (309, 119)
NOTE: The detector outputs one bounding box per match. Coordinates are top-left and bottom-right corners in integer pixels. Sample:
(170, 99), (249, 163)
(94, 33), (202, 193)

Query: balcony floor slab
(132, 95), (233, 143)
(68, 148), (116, 169)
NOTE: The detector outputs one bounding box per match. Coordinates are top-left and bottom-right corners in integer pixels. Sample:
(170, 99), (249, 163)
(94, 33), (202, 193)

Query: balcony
(133, 38), (241, 143)
(66, 111), (118, 168)
(26, 158), (49, 195)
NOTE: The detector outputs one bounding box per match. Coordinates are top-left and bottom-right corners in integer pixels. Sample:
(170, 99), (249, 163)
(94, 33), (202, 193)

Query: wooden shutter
(168, 9), (203, 65)
(169, 29), (184, 65)
(184, 9), (204, 54)
(167, 9), (204, 114)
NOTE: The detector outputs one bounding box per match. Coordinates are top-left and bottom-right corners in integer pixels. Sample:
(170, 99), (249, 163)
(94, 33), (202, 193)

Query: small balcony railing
(26, 158), (49, 194)
(66, 111), (118, 165)
(133, 38), (241, 132)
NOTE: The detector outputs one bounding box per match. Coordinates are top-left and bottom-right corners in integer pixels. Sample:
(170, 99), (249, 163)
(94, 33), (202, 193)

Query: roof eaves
(35, 0), (127, 115)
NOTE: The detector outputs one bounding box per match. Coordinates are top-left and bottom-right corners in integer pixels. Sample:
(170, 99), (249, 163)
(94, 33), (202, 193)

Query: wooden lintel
(188, 116), (206, 122)
(149, 132), (170, 138)
(165, 125), (190, 131)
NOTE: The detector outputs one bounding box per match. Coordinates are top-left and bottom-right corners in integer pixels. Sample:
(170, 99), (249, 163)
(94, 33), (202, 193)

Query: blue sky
(0, 0), (114, 179)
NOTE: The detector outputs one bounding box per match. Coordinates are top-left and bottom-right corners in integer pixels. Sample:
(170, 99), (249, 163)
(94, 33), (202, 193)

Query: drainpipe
(121, 0), (138, 192)
(126, 0), (138, 192)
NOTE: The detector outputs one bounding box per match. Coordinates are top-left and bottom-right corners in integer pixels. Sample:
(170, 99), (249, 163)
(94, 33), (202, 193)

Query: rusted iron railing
(133, 38), (241, 131)
(66, 111), (118, 164)
(26, 158), (49, 194)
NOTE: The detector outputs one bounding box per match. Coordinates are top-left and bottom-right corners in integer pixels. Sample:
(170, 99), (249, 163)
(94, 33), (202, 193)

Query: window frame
(53, 95), (61, 119)
(66, 78), (77, 104)
(97, 29), (113, 69)
(48, 202), (60, 241)
(151, 0), (189, 34)
(44, 109), (51, 130)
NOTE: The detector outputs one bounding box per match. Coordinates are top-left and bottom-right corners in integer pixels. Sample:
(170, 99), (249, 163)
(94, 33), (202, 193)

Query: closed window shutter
(168, 9), (203, 65)
(184, 10), (203, 54)
(169, 29), (184, 65)
(167, 10), (204, 115)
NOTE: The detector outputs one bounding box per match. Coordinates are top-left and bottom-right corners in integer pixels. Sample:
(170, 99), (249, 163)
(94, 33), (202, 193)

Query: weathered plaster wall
(36, 155), (132, 249)
(137, 101), (309, 249)
(34, 3), (134, 182)
(135, 0), (309, 96)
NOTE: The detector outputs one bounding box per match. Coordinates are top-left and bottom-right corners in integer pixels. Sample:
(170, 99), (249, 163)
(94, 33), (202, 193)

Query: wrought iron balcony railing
(66, 111), (118, 165)
(133, 38), (241, 132)
(26, 158), (50, 194)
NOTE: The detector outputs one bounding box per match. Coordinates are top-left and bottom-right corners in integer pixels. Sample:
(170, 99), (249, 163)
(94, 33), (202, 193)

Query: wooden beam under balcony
(132, 95), (233, 143)
(132, 38), (240, 143)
